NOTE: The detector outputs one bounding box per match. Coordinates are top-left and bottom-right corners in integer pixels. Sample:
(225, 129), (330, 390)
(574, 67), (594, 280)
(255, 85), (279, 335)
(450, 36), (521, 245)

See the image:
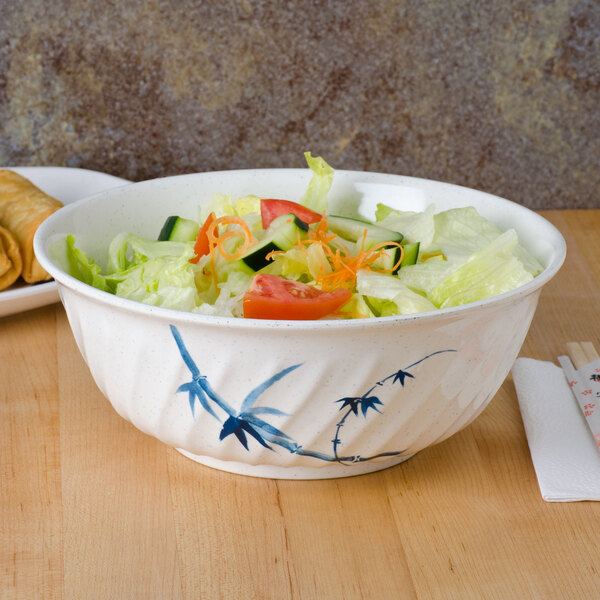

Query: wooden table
(2, 210), (600, 599)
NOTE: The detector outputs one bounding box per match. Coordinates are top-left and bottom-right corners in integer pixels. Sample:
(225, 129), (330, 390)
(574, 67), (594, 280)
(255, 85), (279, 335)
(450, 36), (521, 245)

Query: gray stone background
(1, 0), (598, 209)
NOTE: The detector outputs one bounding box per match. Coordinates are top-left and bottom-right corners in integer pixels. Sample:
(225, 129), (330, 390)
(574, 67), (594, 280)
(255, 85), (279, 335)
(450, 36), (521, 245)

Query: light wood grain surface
(2, 210), (600, 600)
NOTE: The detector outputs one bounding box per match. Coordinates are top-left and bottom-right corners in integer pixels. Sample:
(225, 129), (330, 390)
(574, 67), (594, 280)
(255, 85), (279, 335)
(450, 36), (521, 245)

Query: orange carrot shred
(366, 241), (404, 273)
(295, 230), (405, 291)
(201, 215), (255, 286)
(217, 212), (406, 294)
(206, 216), (255, 261)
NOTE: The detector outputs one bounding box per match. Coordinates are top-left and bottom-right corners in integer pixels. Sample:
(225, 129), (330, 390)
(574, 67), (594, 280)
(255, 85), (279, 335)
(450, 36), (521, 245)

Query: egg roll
(0, 224), (22, 290)
(0, 170), (63, 283)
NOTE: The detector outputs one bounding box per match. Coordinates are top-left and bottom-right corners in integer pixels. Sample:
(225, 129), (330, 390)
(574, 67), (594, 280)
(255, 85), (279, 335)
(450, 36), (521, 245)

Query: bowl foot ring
(175, 448), (415, 479)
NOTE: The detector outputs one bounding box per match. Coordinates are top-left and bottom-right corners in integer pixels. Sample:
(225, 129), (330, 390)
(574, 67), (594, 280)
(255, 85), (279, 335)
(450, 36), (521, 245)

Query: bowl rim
(34, 168), (567, 331)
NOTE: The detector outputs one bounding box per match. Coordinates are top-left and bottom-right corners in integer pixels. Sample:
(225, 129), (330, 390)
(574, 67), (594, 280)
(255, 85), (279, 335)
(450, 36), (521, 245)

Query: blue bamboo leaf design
(175, 382), (197, 415)
(360, 396), (383, 417)
(379, 349), (458, 386)
(331, 349), (457, 463)
(336, 395), (383, 417)
(246, 406), (289, 417)
(220, 417), (251, 449)
(177, 381), (220, 420)
(264, 436), (304, 455)
(171, 323), (454, 466)
(240, 363), (303, 412)
(171, 325), (235, 417)
(241, 413), (294, 441)
(336, 397), (362, 415)
(391, 370), (414, 386)
(219, 416), (272, 450)
(170, 325), (200, 378)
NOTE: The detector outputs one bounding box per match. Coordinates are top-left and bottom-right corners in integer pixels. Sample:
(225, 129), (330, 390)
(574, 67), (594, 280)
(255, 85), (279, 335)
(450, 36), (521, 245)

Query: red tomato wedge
(190, 212), (216, 264)
(260, 199), (322, 229)
(243, 274), (352, 320)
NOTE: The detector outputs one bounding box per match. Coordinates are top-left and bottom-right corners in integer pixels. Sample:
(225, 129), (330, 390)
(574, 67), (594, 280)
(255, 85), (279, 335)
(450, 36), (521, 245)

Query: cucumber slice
(327, 215), (411, 273)
(400, 242), (420, 267)
(158, 216), (199, 242)
(371, 245), (403, 272)
(240, 213), (308, 271)
(374, 241), (421, 273)
(326, 215), (404, 246)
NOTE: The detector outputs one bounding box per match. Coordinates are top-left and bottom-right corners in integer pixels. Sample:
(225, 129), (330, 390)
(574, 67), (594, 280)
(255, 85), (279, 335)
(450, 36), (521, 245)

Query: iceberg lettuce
(106, 233), (194, 273)
(356, 270), (437, 315)
(64, 235), (111, 292)
(428, 229), (533, 308)
(59, 153), (544, 320)
(114, 255), (198, 311)
(193, 268), (252, 317)
(397, 259), (459, 297)
(375, 204), (436, 249)
(433, 206), (543, 275)
(299, 152), (334, 214)
(64, 233), (200, 311)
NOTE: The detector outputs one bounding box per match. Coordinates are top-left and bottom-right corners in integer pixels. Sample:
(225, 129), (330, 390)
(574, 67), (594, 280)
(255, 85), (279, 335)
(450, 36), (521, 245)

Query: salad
(63, 153), (543, 320)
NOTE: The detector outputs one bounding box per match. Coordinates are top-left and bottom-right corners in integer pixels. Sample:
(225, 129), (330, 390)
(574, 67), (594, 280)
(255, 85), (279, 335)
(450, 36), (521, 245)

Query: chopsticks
(559, 341), (600, 450)
(566, 342), (600, 370)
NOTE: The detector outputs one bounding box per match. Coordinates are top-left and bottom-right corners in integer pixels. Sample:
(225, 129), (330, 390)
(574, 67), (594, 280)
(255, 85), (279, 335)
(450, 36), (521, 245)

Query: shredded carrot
(366, 241), (404, 273)
(265, 229), (308, 263)
(206, 216), (255, 260)
(310, 217), (346, 249)
(203, 216), (255, 286)
(358, 227), (368, 251)
(294, 221), (405, 291)
(202, 212), (405, 295)
(265, 249), (284, 261)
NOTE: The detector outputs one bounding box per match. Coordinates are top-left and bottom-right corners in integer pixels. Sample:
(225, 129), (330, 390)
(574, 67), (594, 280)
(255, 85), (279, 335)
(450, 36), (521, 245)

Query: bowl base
(175, 448), (415, 479)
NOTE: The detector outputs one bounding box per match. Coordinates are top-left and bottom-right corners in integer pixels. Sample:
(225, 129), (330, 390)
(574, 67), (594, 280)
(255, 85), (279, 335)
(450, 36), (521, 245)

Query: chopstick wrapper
(512, 357), (600, 502)
(557, 356), (600, 447)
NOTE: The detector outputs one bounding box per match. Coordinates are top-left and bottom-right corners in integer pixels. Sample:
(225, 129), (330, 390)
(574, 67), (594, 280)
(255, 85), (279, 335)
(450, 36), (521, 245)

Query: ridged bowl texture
(34, 169), (566, 479)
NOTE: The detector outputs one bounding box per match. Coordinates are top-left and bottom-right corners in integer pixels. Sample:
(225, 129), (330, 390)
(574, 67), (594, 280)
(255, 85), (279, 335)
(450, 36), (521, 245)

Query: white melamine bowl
(34, 169), (566, 479)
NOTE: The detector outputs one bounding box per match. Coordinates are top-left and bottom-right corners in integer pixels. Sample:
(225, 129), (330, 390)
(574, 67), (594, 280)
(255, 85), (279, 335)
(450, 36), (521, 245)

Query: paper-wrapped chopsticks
(565, 342), (600, 369)
(558, 342), (600, 450)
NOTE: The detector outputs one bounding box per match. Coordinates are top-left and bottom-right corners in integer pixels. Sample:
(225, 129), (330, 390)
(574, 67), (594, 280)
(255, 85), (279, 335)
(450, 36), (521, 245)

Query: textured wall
(1, 1), (599, 209)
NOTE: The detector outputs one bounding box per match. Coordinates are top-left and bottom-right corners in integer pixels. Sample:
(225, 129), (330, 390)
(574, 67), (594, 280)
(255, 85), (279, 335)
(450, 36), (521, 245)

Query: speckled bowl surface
(34, 169), (566, 479)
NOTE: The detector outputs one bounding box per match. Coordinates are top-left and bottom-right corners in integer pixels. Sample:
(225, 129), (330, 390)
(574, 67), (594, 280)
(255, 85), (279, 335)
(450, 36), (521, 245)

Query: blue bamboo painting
(170, 325), (456, 464)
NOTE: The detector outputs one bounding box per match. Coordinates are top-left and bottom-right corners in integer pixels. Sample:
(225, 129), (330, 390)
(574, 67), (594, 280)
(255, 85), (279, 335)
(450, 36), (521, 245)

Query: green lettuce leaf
(299, 152), (334, 214)
(64, 233), (199, 311)
(397, 260), (458, 297)
(374, 203), (395, 222)
(193, 267), (253, 317)
(114, 254), (198, 311)
(234, 195), (261, 216)
(433, 207), (543, 275)
(376, 203), (436, 248)
(64, 235), (111, 292)
(339, 293), (376, 318)
(356, 270), (437, 315)
(106, 233), (195, 274)
(429, 229), (534, 308)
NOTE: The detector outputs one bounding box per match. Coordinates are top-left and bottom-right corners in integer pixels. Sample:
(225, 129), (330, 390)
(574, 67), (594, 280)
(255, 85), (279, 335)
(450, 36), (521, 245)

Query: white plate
(0, 166), (131, 318)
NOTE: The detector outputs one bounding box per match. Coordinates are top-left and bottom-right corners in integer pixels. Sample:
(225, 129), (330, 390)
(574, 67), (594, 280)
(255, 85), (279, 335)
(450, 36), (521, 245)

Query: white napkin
(512, 357), (600, 502)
